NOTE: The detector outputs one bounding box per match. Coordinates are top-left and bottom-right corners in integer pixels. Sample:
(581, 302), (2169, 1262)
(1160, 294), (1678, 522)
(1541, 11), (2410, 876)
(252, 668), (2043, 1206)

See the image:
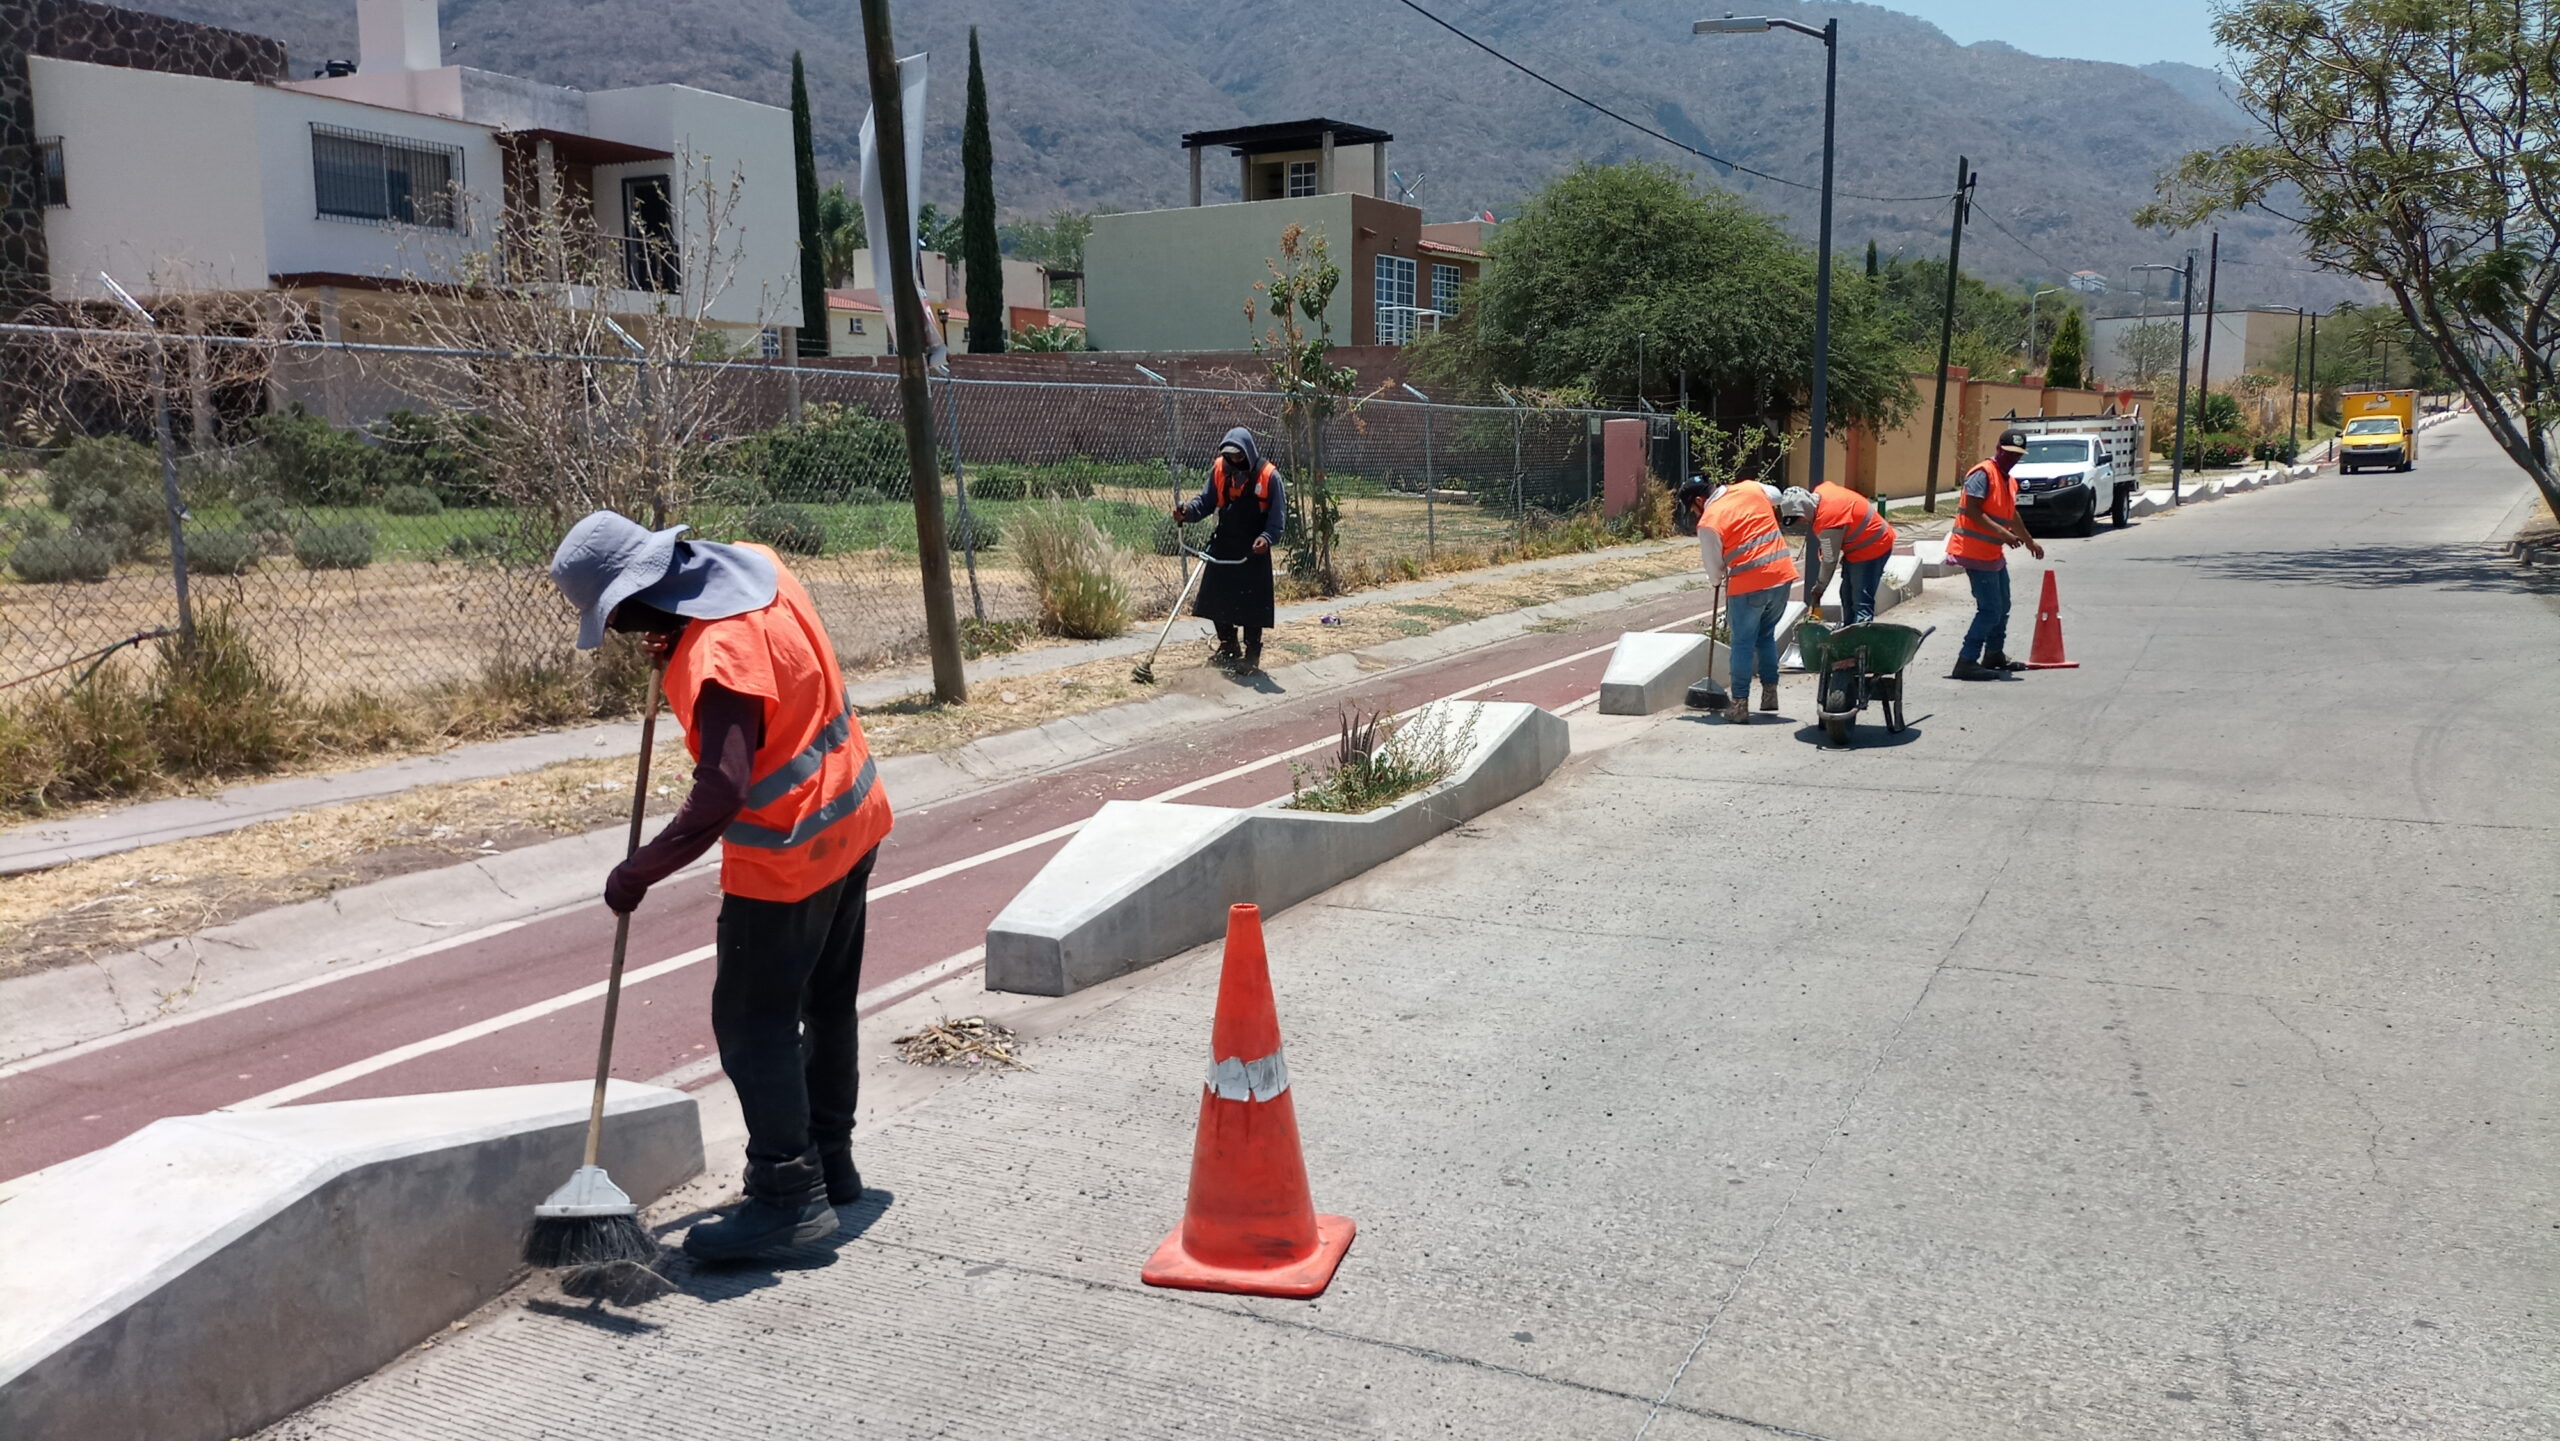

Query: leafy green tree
(815, 182), (864, 286)
(2119, 320), (2183, 390)
(2140, 0), (2559, 518)
(1417, 162), (1909, 437)
(914, 203), (965, 255)
(960, 29), (1005, 353)
(789, 53), (828, 357)
(1867, 256), (2033, 378)
(2046, 306), (2087, 389)
(1248, 224), (1356, 592)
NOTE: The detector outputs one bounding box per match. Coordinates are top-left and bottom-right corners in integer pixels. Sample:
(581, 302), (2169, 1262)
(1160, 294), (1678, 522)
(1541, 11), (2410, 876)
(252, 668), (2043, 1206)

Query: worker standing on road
(1172, 427), (1285, 673)
(550, 511), (894, 1262)
(1808, 479), (1898, 625)
(1696, 480), (1811, 722)
(1946, 428), (2046, 681)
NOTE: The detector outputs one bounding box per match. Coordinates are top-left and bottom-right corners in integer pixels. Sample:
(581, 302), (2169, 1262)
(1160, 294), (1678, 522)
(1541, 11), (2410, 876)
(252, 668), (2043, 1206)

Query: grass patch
(1286, 701), (1478, 815)
(1012, 503), (1133, 640)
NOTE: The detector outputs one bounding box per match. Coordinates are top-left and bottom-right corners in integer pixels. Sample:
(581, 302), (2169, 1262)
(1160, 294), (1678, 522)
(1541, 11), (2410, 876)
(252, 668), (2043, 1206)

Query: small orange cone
(2024, 568), (2078, 669)
(1141, 904), (1356, 1299)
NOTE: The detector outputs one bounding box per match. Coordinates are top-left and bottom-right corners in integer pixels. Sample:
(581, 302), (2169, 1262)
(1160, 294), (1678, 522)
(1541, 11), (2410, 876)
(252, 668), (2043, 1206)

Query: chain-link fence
(0, 327), (1676, 706)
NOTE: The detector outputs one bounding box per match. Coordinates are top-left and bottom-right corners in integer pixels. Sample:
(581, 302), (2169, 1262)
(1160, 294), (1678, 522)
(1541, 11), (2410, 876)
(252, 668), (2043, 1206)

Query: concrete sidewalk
(0, 540), (1686, 877)
(266, 419), (2555, 1439)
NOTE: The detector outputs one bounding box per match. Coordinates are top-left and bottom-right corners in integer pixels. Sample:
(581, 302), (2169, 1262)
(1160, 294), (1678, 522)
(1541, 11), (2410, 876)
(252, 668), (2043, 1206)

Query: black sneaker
(1949, 659), (2001, 681)
(681, 1191), (839, 1261)
(819, 1149), (863, 1206)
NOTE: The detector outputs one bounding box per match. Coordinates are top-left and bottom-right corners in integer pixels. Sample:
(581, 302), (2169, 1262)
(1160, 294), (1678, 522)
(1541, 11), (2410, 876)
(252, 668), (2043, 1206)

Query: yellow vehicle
(2337, 389), (2417, 473)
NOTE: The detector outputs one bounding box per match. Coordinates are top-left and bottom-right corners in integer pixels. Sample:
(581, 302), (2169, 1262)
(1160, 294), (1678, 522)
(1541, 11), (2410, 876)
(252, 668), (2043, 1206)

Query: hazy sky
(1884, 0), (2228, 69)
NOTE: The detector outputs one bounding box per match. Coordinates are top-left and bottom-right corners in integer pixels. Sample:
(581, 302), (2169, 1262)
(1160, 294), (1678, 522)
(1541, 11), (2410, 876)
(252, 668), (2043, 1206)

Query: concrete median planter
(0, 1082), (700, 1441)
(1599, 632), (1719, 715)
(984, 701), (1570, 996)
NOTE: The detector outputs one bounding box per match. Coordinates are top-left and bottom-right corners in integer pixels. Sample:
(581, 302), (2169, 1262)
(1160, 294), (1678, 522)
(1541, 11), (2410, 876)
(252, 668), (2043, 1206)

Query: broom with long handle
(523, 672), (666, 1269)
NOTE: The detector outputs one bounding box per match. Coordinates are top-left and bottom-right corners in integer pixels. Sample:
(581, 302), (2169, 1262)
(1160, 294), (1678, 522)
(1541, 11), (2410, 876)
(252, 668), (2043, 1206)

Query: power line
(1386, 0), (1954, 205)
(1971, 207), (2069, 272)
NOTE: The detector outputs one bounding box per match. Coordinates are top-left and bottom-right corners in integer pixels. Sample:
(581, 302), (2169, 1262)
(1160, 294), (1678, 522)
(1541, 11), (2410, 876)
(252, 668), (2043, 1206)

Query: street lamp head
(1694, 15), (1773, 33)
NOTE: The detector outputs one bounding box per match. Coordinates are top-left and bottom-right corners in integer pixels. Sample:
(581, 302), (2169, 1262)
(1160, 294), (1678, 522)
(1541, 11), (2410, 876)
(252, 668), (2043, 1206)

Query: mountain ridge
(138, 0), (2353, 307)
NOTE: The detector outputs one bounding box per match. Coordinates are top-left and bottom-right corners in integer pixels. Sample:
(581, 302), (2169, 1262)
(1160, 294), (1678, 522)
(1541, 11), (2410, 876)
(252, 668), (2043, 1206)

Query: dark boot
(1982, 651), (2028, 672)
(1949, 658), (2002, 681)
(818, 1147), (863, 1206)
(683, 1151), (837, 1261)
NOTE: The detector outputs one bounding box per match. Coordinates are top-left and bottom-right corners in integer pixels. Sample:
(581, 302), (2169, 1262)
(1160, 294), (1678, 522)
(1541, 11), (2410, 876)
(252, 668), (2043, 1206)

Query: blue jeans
(1959, 564), (2010, 664)
(1840, 556), (1886, 625)
(1725, 585), (1790, 695)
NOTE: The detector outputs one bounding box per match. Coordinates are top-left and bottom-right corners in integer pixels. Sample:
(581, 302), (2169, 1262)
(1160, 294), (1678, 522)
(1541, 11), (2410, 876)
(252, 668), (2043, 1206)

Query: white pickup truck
(2002, 412), (2146, 536)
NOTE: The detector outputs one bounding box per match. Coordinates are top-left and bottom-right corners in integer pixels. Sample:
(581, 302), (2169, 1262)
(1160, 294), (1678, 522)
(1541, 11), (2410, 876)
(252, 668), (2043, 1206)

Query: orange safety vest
(1699, 484), (1799, 597)
(663, 545), (892, 903)
(1213, 456), (1276, 507)
(1812, 481), (1895, 564)
(1945, 461), (2017, 567)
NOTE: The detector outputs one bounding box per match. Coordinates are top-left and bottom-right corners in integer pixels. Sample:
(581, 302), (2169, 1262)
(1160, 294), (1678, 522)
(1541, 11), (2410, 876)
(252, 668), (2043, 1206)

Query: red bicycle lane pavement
(0, 585), (1715, 1182)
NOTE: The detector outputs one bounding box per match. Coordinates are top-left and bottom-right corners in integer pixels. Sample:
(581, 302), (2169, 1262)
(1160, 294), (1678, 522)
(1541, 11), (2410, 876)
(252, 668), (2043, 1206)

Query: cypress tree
(1864, 239), (1879, 277)
(961, 28), (1005, 353)
(2047, 306), (2088, 389)
(790, 52), (829, 357)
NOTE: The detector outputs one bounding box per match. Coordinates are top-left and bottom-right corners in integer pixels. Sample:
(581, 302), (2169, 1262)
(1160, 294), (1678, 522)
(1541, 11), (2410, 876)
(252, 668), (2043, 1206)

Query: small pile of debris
(893, 1016), (1027, 1069)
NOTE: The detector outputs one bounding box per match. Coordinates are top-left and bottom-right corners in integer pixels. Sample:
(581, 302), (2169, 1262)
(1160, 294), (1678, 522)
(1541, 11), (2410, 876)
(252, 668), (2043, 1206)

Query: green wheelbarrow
(1796, 620), (1934, 748)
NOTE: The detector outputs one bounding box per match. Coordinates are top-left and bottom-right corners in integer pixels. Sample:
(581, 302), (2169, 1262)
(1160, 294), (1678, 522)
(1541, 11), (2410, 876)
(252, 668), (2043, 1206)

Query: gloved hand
(604, 861), (649, 915)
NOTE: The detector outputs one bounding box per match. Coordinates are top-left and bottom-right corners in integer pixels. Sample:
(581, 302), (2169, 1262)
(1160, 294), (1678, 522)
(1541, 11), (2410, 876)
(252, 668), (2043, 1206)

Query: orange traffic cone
(2023, 569), (2078, 669)
(1141, 904), (1356, 1299)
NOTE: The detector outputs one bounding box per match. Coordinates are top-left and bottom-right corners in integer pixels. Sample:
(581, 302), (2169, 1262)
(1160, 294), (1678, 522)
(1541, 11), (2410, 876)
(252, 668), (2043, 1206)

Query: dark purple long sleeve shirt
(605, 680), (762, 912)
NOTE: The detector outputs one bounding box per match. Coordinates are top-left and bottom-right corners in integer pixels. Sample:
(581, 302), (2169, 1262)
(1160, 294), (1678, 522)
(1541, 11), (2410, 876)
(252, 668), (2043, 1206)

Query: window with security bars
(1286, 160), (1318, 197)
(1374, 254), (1417, 344)
(311, 124), (459, 227)
(1432, 262), (1461, 315)
(37, 139), (67, 207)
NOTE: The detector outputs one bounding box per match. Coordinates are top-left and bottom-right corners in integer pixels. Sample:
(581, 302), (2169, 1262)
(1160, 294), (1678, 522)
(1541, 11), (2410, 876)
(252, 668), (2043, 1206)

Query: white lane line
(13, 602), (1714, 1086)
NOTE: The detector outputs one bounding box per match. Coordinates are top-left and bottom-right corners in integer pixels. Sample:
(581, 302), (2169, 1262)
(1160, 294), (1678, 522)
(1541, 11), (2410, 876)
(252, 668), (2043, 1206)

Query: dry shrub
(1012, 503), (1131, 639)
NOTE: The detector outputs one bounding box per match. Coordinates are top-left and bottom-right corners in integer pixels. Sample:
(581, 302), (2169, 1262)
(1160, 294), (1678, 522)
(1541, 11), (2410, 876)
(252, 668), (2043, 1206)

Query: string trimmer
(1132, 546), (1248, 684)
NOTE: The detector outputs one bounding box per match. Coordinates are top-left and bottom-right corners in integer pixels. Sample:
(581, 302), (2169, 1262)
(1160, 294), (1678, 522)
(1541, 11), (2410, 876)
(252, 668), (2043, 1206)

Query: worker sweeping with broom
(547, 511), (893, 1264)
(1170, 427), (1285, 674)
(1694, 479), (1811, 722)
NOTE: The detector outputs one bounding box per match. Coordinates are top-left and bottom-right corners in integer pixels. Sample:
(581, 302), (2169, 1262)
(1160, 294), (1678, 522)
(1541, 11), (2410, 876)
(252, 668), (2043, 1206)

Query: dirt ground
(0, 541), (1697, 976)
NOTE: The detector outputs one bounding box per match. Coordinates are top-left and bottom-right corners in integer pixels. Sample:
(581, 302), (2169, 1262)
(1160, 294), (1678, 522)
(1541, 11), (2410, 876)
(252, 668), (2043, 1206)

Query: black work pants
(711, 848), (876, 1202)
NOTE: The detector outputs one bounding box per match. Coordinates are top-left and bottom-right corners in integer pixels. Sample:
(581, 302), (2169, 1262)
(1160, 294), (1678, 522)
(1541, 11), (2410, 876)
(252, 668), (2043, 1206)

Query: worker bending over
(1696, 480), (1814, 722)
(1808, 480), (1898, 625)
(551, 511), (893, 1262)
(1947, 428), (2046, 680)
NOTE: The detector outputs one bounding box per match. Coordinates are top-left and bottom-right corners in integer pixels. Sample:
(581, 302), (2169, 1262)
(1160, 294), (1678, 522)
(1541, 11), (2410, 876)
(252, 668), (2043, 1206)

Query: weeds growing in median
(1285, 700), (1479, 815)
(1012, 503), (1132, 639)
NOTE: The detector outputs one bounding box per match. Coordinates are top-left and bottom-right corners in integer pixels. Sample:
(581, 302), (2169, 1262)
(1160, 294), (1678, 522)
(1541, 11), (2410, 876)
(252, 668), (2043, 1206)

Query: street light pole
(2026, 287), (2063, 372)
(1695, 13), (1836, 488)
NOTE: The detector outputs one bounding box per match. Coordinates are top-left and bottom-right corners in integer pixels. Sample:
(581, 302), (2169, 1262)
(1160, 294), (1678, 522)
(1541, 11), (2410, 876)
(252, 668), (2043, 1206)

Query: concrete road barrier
(0, 1082), (700, 1441)
(1599, 632), (1719, 715)
(1911, 539), (1952, 578)
(2130, 489), (2169, 517)
(985, 701), (1569, 996)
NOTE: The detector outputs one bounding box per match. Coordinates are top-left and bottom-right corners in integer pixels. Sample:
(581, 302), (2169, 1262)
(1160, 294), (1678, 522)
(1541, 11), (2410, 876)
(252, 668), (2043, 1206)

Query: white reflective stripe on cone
(1205, 1050), (1291, 1102)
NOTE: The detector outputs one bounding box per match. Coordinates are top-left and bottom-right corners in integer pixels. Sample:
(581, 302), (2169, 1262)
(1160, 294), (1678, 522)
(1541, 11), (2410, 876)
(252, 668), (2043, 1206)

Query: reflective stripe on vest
(1946, 462), (2017, 564)
(739, 686), (854, 811)
(1844, 506), (1891, 556)
(726, 753), (880, 850)
(1724, 530), (1787, 575)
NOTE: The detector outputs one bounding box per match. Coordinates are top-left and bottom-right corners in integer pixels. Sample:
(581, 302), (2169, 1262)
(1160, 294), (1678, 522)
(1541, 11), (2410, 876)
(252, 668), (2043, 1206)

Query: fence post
(941, 371), (985, 621)
(1511, 406), (1524, 548)
(1399, 382), (1434, 560)
(98, 273), (195, 650)
(1137, 364), (1182, 595)
(784, 328), (804, 425)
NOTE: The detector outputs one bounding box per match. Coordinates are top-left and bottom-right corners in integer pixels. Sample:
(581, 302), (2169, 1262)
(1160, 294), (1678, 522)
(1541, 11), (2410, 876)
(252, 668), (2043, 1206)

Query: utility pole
(2305, 310), (2320, 438)
(2288, 307), (2305, 456)
(1921, 157), (1973, 513)
(2195, 231), (2220, 408)
(860, 0), (966, 704)
(2170, 253), (2196, 504)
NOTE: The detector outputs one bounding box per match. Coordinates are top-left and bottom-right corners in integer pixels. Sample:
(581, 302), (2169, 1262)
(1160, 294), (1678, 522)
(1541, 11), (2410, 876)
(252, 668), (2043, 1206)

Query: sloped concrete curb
(1599, 633), (1718, 715)
(984, 701), (1569, 996)
(0, 1081), (699, 1441)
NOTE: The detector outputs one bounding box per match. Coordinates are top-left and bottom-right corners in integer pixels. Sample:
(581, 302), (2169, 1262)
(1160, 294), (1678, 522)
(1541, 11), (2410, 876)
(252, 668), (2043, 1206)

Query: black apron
(1193, 467), (1277, 628)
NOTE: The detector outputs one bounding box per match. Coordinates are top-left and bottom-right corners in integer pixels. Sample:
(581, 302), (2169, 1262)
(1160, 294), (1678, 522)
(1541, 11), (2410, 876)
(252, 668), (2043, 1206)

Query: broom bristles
(523, 1212), (657, 1270)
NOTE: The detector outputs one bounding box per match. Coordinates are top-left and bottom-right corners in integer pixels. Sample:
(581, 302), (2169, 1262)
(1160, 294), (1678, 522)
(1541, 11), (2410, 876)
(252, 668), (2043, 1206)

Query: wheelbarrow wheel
(1822, 711), (1852, 748)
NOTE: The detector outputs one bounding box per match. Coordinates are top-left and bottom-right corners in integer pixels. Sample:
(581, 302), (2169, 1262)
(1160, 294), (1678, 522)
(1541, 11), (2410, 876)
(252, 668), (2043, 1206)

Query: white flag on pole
(858, 52), (941, 366)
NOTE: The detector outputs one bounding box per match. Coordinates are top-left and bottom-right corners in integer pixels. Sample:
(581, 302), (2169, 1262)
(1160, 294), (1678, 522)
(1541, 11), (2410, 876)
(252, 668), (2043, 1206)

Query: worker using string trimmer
(1946, 428), (2046, 681)
(1170, 426), (1285, 674)
(551, 511), (894, 1263)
